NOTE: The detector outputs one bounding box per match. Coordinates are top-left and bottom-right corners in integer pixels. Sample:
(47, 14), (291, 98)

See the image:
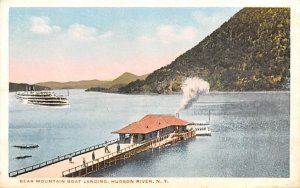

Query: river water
(9, 90), (289, 177)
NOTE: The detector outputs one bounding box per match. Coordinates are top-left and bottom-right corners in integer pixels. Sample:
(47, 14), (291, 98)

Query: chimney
(176, 113), (179, 118)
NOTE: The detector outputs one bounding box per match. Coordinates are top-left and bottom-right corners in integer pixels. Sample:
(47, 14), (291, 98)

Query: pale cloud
(52, 25), (61, 33)
(192, 11), (215, 24)
(30, 16), (61, 35)
(68, 24), (113, 41)
(192, 11), (236, 35)
(140, 25), (197, 45)
(138, 35), (155, 44)
(68, 24), (98, 41)
(98, 30), (113, 39)
(157, 25), (197, 44)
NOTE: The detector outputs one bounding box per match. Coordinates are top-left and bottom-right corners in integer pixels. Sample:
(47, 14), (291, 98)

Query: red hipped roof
(112, 114), (189, 134)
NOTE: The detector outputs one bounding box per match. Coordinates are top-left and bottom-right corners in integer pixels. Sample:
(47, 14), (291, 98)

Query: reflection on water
(9, 90), (289, 177)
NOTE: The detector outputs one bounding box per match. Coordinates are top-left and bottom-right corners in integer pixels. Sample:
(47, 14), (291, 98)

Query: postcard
(0, 0), (299, 188)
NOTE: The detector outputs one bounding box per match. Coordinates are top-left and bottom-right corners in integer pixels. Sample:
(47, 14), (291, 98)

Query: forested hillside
(120, 8), (290, 93)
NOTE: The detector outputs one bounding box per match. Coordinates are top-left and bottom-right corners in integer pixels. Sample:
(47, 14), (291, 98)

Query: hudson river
(9, 90), (289, 177)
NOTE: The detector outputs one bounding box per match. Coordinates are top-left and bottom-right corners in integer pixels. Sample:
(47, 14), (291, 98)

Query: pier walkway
(10, 130), (195, 178)
(18, 143), (133, 178)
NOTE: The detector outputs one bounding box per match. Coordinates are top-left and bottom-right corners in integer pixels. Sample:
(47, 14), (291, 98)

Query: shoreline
(9, 87), (290, 94)
(84, 90), (290, 95)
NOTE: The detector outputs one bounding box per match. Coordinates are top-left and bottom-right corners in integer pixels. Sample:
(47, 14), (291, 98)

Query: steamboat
(184, 111), (212, 136)
(16, 86), (69, 106)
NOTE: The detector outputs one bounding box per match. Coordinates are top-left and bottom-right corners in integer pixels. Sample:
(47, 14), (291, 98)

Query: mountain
(109, 72), (148, 89)
(86, 72), (148, 92)
(36, 72), (148, 90)
(9, 83), (50, 92)
(119, 8), (290, 94)
(36, 80), (110, 89)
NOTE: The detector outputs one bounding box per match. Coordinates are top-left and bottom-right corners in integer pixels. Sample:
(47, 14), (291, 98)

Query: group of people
(105, 141), (121, 153)
(68, 141), (122, 167)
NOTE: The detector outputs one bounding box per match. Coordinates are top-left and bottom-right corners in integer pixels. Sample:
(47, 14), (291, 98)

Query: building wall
(145, 126), (185, 141)
(145, 133), (152, 140)
(118, 125), (187, 143)
(137, 134), (145, 142)
(178, 126), (187, 132)
(119, 134), (125, 143)
(119, 133), (132, 143)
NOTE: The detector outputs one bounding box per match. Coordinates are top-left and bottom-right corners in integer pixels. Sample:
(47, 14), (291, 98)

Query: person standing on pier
(92, 151), (95, 160)
(117, 142), (120, 153)
(82, 157), (86, 167)
(105, 141), (110, 153)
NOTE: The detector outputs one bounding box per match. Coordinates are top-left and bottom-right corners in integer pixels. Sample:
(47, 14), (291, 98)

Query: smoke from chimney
(176, 77), (210, 113)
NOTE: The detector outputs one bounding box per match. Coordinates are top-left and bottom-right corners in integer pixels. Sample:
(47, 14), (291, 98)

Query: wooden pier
(63, 130), (195, 177)
(10, 130), (195, 178)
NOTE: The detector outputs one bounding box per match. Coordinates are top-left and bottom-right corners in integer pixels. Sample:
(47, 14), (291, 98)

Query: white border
(1, 0), (299, 188)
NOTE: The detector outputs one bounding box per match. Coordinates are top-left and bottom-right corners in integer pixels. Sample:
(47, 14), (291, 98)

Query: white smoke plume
(176, 77), (210, 113)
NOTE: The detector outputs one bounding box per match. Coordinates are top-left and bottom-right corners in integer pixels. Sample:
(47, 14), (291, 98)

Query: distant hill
(119, 8), (290, 94)
(9, 83), (50, 92)
(36, 72), (148, 90)
(109, 72), (148, 89)
(36, 80), (110, 89)
(86, 72), (148, 92)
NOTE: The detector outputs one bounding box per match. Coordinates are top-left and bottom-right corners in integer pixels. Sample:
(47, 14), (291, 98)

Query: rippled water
(9, 90), (289, 177)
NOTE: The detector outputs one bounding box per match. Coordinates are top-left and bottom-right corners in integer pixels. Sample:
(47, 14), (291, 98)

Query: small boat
(16, 87), (69, 106)
(186, 110), (212, 136)
(15, 155), (32, 159)
(187, 122), (211, 136)
(13, 144), (39, 149)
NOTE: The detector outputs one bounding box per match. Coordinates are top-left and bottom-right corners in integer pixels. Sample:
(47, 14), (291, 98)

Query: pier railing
(62, 133), (177, 177)
(9, 138), (119, 177)
(62, 142), (141, 177)
(177, 130), (196, 140)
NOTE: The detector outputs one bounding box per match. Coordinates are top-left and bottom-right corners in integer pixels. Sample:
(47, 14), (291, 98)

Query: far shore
(9, 88), (290, 94)
(82, 89), (290, 95)
(9, 84), (290, 95)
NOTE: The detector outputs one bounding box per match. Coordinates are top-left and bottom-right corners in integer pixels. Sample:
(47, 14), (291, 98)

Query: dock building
(112, 114), (189, 144)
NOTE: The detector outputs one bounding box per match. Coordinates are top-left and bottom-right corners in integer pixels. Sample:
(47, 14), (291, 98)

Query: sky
(9, 7), (240, 84)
